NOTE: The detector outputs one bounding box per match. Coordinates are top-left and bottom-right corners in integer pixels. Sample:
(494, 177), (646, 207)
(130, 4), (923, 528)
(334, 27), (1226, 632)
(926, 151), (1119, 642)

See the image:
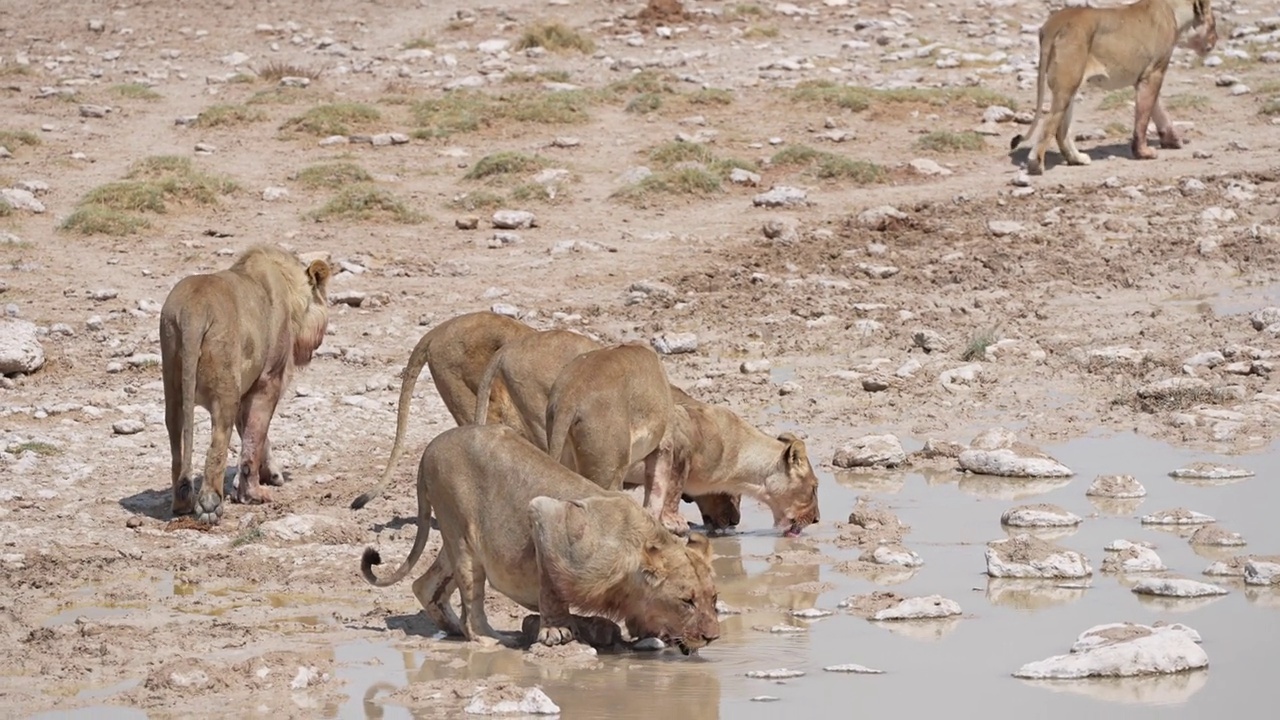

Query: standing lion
(159, 244), (332, 524)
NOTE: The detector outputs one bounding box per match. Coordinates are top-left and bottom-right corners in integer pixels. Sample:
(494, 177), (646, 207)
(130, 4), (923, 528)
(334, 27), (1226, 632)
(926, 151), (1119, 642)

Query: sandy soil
(2, 0), (1279, 716)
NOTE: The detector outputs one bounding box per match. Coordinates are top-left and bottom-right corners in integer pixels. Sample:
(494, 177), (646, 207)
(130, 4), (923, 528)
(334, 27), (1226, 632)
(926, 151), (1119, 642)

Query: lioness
(360, 424), (721, 654)
(627, 386), (821, 537)
(160, 244), (331, 524)
(545, 343), (686, 530)
(350, 311), (533, 510)
(1010, 0), (1216, 175)
(473, 328), (601, 449)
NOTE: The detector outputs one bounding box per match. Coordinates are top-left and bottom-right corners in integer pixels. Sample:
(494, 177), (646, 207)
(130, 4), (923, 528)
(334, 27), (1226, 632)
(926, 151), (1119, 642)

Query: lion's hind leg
(1054, 95), (1091, 166)
(1029, 33), (1087, 175)
(452, 543), (503, 646)
(412, 555), (463, 637)
(196, 397), (237, 525)
(1151, 98), (1182, 149)
(163, 360), (193, 516)
(1131, 65), (1171, 160)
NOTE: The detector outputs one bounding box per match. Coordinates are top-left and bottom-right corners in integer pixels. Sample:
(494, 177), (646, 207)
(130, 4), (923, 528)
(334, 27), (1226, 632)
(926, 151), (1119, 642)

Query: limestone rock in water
(1013, 623), (1207, 679)
(1168, 462), (1254, 481)
(1140, 508), (1215, 525)
(871, 594), (962, 621)
(832, 434), (906, 468)
(958, 428), (1073, 478)
(1131, 577), (1228, 598)
(824, 663), (884, 674)
(746, 668), (805, 679)
(790, 607), (833, 619)
(986, 534), (1092, 579)
(1086, 474), (1147, 498)
(1101, 540), (1166, 574)
(869, 544), (923, 567)
(650, 332), (698, 355)
(0, 318), (46, 375)
(464, 686), (560, 715)
(1244, 560), (1280, 586)
(1188, 526), (1246, 547)
(1001, 503), (1083, 528)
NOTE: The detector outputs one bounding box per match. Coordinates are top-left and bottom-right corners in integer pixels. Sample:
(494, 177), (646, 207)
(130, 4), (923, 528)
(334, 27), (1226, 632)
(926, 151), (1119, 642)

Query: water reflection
(957, 475), (1074, 501)
(870, 615), (964, 642)
(834, 470), (906, 495)
(1087, 495), (1144, 516)
(985, 578), (1089, 610)
(1018, 669), (1208, 706)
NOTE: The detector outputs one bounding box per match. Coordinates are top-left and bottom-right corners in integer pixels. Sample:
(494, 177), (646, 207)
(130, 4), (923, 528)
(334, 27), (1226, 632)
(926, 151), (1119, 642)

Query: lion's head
(529, 494), (721, 655)
(763, 432), (821, 537)
(686, 493), (741, 534)
(1188, 0), (1217, 55)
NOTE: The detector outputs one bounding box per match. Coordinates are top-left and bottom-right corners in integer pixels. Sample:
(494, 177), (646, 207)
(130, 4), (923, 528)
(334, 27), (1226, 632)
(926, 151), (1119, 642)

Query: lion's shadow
(117, 467), (242, 520)
(1008, 142), (1140, 170)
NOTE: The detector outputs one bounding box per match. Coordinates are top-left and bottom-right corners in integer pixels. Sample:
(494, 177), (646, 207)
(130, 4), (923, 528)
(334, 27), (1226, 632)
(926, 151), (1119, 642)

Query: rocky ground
(2, 0), (1280, 716)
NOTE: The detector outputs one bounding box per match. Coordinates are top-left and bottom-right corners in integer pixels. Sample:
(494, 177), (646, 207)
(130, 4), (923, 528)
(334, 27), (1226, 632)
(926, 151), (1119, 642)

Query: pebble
(456, 216), (480, 230)
(832, 434), (906, 469)
(752, 186), (808, 208)
(492, 209), (537, 229)
(112, 419), (145, 435)
(1140, 508), (1215, 525)
(651, 332), (698, 355)
(0, 319), (47, 375)
(857, 205), (907, 230)
(1086, 474), (1146, 498)
(262, 187), (289, 202)
(823, 664), (884, 674)
(746, 669), (805, 679)
(1131, 577), (1229, 598)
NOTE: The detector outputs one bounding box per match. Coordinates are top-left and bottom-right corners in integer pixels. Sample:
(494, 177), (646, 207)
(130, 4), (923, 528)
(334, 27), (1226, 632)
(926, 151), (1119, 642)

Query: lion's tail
(471, 346), (504, 427)
(1010, 27), (1055, 151)
(351, 328), (437, 511)
(360, 466), (433, 587)
(545, 398), (574, 470)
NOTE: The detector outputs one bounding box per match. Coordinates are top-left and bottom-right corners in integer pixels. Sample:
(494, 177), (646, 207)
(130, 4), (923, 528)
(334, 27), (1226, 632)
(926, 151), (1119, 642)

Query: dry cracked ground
(2, 0), (1280, 717)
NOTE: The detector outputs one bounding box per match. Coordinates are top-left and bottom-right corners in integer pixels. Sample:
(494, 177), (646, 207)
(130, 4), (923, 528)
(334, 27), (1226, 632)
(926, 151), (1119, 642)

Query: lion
(349, 311), (534, 510)
(624, 386), (821, 537)
(544, 342), (689, 530)
(360, 424), (721, 654)
(160, 244), (331, 525)
(1009, 0), (1216, 175)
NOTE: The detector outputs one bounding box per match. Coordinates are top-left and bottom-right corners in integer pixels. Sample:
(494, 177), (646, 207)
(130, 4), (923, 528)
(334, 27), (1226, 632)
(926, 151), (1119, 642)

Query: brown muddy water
(326, 431), (1280, 720)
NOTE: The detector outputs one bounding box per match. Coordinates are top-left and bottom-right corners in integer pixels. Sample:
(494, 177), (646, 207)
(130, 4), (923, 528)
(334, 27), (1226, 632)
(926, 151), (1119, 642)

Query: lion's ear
(563, 497), (590, 543)
(306, 259), (332, 291)
(685, 532), (713, 563)
(782, 436), (809, 472)
(641, 538), (669, 585)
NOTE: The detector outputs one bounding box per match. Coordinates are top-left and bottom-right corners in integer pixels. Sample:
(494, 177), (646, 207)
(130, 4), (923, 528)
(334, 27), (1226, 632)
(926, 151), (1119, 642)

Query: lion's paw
(195, 491), (224, 525)
(661, 514), (691, 537)
(236, 483), (273, 505)
(537, 623), (575, 646)
(172, 478), (196, 516)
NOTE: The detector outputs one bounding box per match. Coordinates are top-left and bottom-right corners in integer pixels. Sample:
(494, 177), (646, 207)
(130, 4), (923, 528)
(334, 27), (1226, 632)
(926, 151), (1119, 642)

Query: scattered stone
(1140, 508), (1215, 525)
(1101, 540), (1166, 574)
(261, 186), (289, 202)
(868, 544), (924, 567)
(987, 220), (1024, 237)
(1136, 376), (1211, 402)
(871, 594), (962, 621)
(986, 534), (1092, 579)
(79, 104), (111, 118)
(909, 158), (951, 176)
(464, 686), (560, 715)
(855, 262), (899, 279)
(958, 428), (1073, 478)
(0, 319), (46, 375)
(1249, 307), (1280, 330)
(1188, 526), (1246, 547)
(912, 329), (948, 353)
(1001, 503), (1083, 528)
(1131, 577), (1228, 598)
(456, 216), (480, 230)
(832, 434), (906, 469)
(1168, 462), (1254, 481)
(112, 419), (145, 435)
(752, 186), (808, 208)
(1203, 554), (1280, 577)
(857, 205), (907, 230)
(651, 332), (698, 355)
(762, 217), (799, 242)
(1244, 560), (1280, 586)
(730, 167), (761, 185)
(492, 210), (537, 229)
(740, 359), (771, 374)
(1086, 474), (1146, 498)
(330, 291), (366, 308)
(823, 664), (884, 674)
(1013, 623), (1206, 679)
(1, 188), (45, 214)
(487, 232), (522, 249)
(746, 668), (805, 679)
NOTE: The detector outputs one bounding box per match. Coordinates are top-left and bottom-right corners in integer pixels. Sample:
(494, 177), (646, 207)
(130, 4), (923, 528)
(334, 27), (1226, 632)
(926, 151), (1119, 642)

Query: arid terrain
(2, 0), (1280, 718)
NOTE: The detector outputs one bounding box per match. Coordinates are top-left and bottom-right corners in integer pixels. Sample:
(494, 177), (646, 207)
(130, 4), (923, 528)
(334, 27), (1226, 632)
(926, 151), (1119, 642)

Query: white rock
(112, 419), (145, 435)
(650, 332), (698, 355)
(1140, 508), (1215, 525)
(1101, 540), (1166, 573)
(1001, 503), (1083, 528)
(465, 687), (560, 715)
(870, 545), (924, 568)
(752, 186), (808, 208)
(1188, 526), (1246, 547)
(1086, 474), (1146, 498)
(823, 663), (884, 674)
(987, 220), (1024, 237)
(746, 668), (805, 679)
(1014, 623), (1207, 679)
(1168, 462), (1254, 481)
(492, 210), (537, 229)
(857, 205), (907, 230)
(909, 158), (951, 176)
(1244, 560), (1280, 586)
(0, 319), (46, 374)
(832, 434), (906, 468)
(1, 188), (45, 214)
(790, 607), (833, 619)
(258, 514), (346, 542)
(871, 594), (962, 621)
(262, 186), (289, 202)
(959, 448), (1073, 478)
(986, 534), (1092, 579)
(1131, 577), (1228, 598)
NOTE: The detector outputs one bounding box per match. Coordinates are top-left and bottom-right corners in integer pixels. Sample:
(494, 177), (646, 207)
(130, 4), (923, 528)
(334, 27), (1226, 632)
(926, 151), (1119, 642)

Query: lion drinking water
(159, 244), (331, 524)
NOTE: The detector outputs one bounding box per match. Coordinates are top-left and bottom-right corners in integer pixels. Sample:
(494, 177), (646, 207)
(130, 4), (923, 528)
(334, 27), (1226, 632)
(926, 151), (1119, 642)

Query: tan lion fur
(350, 311), (533, 510)
(360, 424), (721, 653)
(159, 244), (331, 524)
(1010, 0), (1216, 175)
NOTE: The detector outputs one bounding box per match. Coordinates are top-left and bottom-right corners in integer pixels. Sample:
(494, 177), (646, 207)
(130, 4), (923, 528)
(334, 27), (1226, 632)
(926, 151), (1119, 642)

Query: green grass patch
(626, 92), (664, 114)
(464, 152), (547, 181)
(914, 130), (986, 153)
(612, 166), (723, 206)
(247, 87), (312, 106)
(504, 69), (572, 84)
(282, 102), (381, 136)
(1260, 97), (1280, 116)
(410, 89), (594, 138)
(961, 327), (999, 362)
(514, 22), (596, 54)
(308, 184), (424, 224)
(510, 182), (557, 203)
(1164, 94), (1211, 112)
(744, 25), (780, 39)
(771, 144), (885, 183)
(111, 83), (162, 101)
(402, 37), (435, 50)
(0, 130), (41, 151)
(194, 103), (267, 128)
(61, 156), (238, 236)
(254, 60), (323, 82)
(10, 441), (62, 456)
(448, 190), (506, 211)
(687, 88), (734, 106)
(294, 162), (373, 189)
(1100, 89), (1134, 111)
(726, 2), (771, 18)
(792, 80), (1017, 112)
(607, 70), (674, 96)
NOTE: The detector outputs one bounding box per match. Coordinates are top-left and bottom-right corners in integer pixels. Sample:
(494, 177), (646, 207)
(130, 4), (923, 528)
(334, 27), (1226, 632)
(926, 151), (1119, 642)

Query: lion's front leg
(643, 444), (689, 536)
(234, 377), (284, 505)
(533, 547), (576, 646)
(1130, 68), (1169, 160)
(1151, 99), (1182, 149)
